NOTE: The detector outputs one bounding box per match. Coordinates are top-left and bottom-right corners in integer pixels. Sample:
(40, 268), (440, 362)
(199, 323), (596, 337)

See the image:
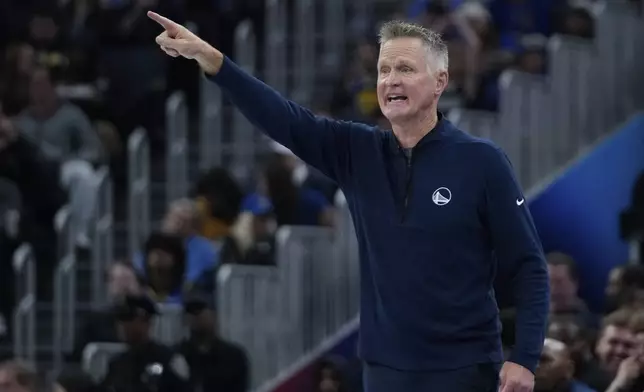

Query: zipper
(401, 149), (414, 223)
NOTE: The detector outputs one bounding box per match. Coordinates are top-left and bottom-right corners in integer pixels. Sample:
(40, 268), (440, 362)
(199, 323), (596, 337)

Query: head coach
(148, 11), (549, 392)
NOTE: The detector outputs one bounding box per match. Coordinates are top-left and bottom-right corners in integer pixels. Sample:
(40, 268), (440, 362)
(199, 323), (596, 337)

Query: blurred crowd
(0, 0), (642, 391)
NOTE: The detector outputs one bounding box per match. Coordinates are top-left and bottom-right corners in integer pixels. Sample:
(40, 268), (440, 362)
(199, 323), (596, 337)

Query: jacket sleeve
(483, 145), (549, 374)
(207, 57), (363, 185)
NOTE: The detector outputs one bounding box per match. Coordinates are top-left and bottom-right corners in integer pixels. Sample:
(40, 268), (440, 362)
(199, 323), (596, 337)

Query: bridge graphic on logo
(432, 187), (451, 206)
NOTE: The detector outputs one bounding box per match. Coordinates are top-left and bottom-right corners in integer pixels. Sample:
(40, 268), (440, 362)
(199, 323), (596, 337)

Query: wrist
(196, 43), (223, 75)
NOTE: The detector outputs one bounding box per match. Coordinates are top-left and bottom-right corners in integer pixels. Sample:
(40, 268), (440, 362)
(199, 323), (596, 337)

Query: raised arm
(148, 11), (360, 183)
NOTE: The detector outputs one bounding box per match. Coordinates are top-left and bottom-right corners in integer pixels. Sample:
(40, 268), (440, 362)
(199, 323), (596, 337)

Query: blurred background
(0, 0), (643, 391)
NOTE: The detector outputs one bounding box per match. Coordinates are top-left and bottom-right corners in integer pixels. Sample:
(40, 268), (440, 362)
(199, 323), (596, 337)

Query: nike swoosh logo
(516, 198), (525, 206)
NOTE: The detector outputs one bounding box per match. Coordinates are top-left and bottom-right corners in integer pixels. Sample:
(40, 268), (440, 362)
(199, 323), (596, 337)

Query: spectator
(513, 34), (548, 75)
(0, 359), (38, 392)
(192, 167), (244, 238)
(547, 316), (613, 391)
(557, 7), (595, 39)
(330, 41), (379, 121)
(134, 199), (219, 294)
(176, 294), (249, 392)
(71, 261), (141, 360)
(534, 338), (596, 392)
(547, 252), (596, 325)
(239, 193), (277, 266)
(0, 100), (66, 302)
(139, 231), (187, 304)
(253, 156), (335, 227)
(604, 264), (644, 313)
(102, 294), (190, 392)
(315, 357), (351, 392)
(270, 141), (339, 206)
(0, 43), (36, 116)
(595, 309), (636, 380)
(15, 66), (104, 248)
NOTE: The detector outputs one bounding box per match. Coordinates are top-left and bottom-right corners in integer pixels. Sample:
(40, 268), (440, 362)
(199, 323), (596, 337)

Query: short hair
(377, 20), (449, 72)
(618, 264), (644, 289)
(0, 360), (38, 391)
(546, 252), (579, 281)
(601, 308), (633, 331)
(629, 310), (644, 334)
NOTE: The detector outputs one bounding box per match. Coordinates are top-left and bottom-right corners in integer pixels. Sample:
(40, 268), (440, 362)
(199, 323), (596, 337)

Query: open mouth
(387, 95), (408, 103)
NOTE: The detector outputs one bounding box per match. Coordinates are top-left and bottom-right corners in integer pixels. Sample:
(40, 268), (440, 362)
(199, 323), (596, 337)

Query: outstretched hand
(148, 11), (223, 74)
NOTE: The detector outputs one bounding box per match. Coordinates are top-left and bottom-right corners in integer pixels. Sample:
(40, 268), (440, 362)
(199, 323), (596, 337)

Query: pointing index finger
(148, 11), (179, 34)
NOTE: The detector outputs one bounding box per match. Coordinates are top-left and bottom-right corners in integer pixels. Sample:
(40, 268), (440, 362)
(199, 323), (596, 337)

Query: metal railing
(216, 194), (360, 388)
(53, 206), (77, 371)
(166, 91), (189, 204)
(127, 128), (151, 257)
(12, 244), (36, 363)
(92, 167), (114, 307)
(265, 0), (288, 95)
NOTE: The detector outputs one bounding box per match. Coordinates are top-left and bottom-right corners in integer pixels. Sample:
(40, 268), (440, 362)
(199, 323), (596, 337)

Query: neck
(391, 109), (438, 148)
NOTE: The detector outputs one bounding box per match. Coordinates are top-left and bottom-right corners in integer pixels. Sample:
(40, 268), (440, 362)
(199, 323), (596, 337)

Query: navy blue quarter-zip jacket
(208, 58), (549, 373)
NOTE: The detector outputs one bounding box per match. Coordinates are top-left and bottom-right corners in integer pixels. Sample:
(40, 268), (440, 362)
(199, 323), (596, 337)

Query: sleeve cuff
(508, 352), (539, 374)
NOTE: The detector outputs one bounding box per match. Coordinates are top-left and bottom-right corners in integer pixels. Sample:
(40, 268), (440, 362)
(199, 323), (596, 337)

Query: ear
(435, 70), (449, 96)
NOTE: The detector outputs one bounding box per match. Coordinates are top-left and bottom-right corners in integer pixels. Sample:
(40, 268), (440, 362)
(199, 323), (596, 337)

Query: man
(71, 261), (141, 360)
(102, 294), (190, 392)
(595, 309), (636, 377)
(176, 294), (249, 392)
(534, 338), (595, 392)
(149, 13), (549, 392)
(546, 252), (596, 326)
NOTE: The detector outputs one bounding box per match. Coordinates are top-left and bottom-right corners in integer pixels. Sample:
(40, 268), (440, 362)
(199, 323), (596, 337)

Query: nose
(384, 70), (401, 87)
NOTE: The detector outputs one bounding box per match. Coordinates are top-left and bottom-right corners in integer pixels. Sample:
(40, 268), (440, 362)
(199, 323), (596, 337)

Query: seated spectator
(0, 43), (36, 116)
(253, 156), (335, 227)
(330, 41), (379, 121)
(547, 252), (596, 326)
(140, 231), (187, 304)
(192, 167), (244, 264)
(270, 141), (339, 205)
(604, 264), (644, 313)
(0, 100), (66, 302)
(239, 193), (277, 266)
(534, 338), (596, 392)
(513, 34), (548, 75)
(176, 295), (249, 392)
(315, 357), (351, 392)
(557, 7), (595, 39)
(595, 309), (636, 388)
(134, 199), (219, 293)
(547, 315), (613, 391)
(102, 294), (190, 392)
(71, 261), (141, 360)
(15, 67), (105, 248)
(0, 359), (38, 392)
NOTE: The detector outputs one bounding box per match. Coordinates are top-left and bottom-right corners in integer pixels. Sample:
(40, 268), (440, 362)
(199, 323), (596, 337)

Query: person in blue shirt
(134, 198), (220, 297)
(256, 156), (334, 227)
(149, 13), (549, 392)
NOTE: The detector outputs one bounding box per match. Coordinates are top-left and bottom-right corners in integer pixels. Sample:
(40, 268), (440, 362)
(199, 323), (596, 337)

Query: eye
(379, 66), (390, 75)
